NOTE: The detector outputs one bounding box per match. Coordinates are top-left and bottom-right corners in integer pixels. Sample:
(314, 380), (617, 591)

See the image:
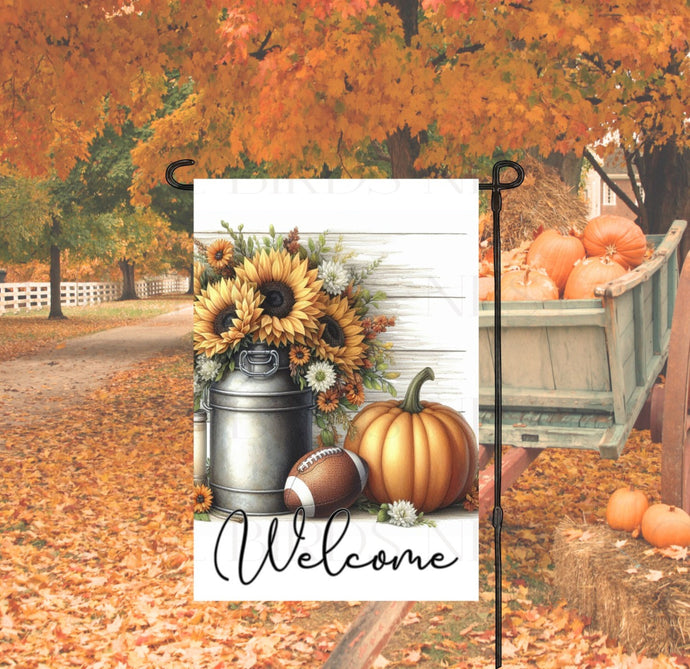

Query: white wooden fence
(0, 275), (190, 314)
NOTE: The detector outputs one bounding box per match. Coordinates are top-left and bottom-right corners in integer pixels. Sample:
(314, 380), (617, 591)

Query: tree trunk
(386, 126), (422, 178)
(48, 215), (66, 320)
(634, 141), (690, 263)
(383, 0), (418, 45)
(118, 259), (139, 300)
(382, 0), (423, 179)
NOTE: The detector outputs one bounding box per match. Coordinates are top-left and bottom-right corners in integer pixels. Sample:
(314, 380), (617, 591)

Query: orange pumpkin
(582, 215), (647, 269)
(605, 486), (649, 534)
(501, 266), (558, 301)
(526, 228), (585, 293)
(641, 503), (690, 548)
(343, 367), (477, 513)
(479, 276), (495, 301)
(563, 255), (627, 299)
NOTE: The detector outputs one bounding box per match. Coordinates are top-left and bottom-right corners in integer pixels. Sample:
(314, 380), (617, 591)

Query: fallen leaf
(401, 612), (421, 626)
(656, 545), (688, 561)
(645, 569), (664, 582)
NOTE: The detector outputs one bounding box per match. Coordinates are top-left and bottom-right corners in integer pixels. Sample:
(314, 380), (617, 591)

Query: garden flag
(192, 179), (479, 601)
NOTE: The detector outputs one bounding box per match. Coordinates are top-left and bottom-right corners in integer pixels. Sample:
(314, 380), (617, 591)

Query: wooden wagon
(477, 219), (690, 517)
(323, 221), (690, 668)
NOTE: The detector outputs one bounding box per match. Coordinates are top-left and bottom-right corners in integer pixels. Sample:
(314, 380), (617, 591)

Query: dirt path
(0, 305), (192, 430)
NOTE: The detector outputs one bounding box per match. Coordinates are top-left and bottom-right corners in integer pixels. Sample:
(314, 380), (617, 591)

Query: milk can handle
(239, 349), (280, 377)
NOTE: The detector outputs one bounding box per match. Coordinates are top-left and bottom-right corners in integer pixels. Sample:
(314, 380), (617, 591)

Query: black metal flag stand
(170, 159), (525, 668)
(479, 160), (525, 667)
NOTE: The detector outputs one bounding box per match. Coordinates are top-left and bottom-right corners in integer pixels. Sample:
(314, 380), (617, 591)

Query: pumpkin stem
(400, 367), (435, 413)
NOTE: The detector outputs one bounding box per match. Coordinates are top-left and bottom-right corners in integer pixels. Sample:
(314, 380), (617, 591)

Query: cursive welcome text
(213, 507), (458, 585)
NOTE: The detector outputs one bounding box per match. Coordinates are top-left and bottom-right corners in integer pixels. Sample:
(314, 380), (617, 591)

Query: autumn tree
(0, 177), (53, 283)
(65, 112), (193, 299)
(6, 2), (688, 269)
(0, 1), (184, 178)
(485, 1), (690, 245)
(0, 174), (118, 318)
(130, 1), (689, 252)
(0, 2), (189, 316)
(93, 210), (191, 300)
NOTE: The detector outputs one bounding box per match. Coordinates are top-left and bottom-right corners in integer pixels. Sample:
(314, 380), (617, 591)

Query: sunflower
(234, 248), (324, 348)
(206, 239), (235, 271)
(308, 295), (366, 378)
(194, 484), (213, 513)
(289, 344), (311, 367)
(316, 388), (340, 413)
(193, 277), (263, 356)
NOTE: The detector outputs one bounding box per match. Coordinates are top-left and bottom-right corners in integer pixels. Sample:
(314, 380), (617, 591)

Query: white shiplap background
(194, 179), (478, 429)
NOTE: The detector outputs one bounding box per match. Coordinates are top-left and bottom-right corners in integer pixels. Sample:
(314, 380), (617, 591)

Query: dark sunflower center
(214, 250), (226, 261)
(321, 315), (345, 347)
(213, 307), (237, 335)
(261, 281), (295, 319)
(196, 494), (206, 504)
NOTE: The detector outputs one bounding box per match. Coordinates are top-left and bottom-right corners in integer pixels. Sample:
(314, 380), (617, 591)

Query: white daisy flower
(305, 360), (337, 393)
(318, 259), (350, 295)
(196, 356), (222, 382)
(387, 500), (418, 528)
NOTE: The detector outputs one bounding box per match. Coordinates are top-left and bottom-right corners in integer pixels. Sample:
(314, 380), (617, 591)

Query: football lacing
(297, 447), (343, 472)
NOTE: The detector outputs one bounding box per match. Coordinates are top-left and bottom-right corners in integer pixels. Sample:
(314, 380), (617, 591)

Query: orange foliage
(0, 1), (176, 178)
(4, 1), (688, 185)
(131, 0), (690, 191)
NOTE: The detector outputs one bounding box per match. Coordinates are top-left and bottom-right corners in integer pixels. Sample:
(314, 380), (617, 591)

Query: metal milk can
(206, 344), (314, 515)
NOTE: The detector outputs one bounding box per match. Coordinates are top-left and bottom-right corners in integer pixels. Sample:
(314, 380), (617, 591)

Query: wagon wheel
(661, 253), (690, 513)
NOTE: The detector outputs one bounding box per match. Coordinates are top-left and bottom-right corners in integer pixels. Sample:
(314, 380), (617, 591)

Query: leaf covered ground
(0, 295), (190, 361)
(1, 312), (689, 668)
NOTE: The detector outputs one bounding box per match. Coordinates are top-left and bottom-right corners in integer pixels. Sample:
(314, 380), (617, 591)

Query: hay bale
(552, 518), (690, 655)
(481, 156), (589, 249)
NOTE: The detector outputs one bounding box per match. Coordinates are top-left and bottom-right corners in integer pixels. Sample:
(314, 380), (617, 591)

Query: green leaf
(320, 429), (335, 447)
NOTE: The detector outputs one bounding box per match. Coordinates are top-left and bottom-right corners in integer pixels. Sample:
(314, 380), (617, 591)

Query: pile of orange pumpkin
(606, 485), (690, 548)
(479, 214), (652, 301)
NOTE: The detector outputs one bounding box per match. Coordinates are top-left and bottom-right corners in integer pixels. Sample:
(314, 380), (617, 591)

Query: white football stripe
(285, 476), (315, 517)
(343, 449), (368, 490)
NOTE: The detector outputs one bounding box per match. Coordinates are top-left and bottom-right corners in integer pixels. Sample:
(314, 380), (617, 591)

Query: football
(283, 446), (369, 518)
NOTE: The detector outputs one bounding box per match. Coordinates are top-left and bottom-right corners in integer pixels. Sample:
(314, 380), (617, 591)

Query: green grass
(1, 294), (190, 321)
(0, 294), (192, 360)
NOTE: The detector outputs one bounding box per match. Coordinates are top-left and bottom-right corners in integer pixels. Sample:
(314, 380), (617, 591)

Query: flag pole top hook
(165, 159), (195, 191)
